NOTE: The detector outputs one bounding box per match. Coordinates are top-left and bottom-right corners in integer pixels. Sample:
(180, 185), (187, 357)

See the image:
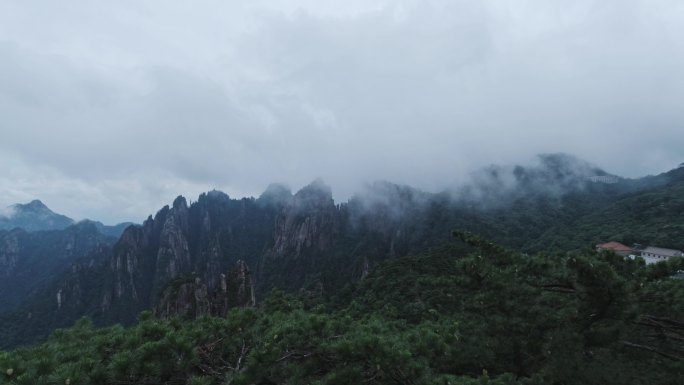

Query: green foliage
(532, 180), (684, 252)
(3, 234), (684, 385)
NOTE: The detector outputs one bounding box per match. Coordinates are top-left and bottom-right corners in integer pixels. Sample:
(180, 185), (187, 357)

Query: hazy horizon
(1, 152), (681, 225)
(2, 0), (683, 223)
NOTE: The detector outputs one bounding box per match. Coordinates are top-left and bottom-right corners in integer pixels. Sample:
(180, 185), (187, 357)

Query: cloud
(0, 0), (683, 222)
(0, 206), (16, 219)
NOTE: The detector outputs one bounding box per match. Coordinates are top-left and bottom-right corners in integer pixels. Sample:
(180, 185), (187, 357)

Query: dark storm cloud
(1, 0), (683, 223)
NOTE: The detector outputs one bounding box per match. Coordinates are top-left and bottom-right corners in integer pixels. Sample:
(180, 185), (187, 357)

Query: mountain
(0, 200), (133, 238)
(530, 165), (684, 252)
(83, 220), (136, 239)
(0, 200), (74, 231)
(456, 153), (619, 205)
(0, 222), (116, 315)
(2, 154), (684, 349)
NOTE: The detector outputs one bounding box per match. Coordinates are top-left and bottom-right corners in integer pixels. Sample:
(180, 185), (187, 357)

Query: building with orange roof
(596, 242), (634, 257)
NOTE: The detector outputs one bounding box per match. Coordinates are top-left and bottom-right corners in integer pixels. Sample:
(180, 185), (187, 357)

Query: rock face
(0, 179), (458, 348)
(154, 196), (191, 294)
(226, 260), (256, 309)
(0, 242), (112, 349)
(109, 224), (149, 302)
(106, 198), (191, 318)
(258, 180), (346, 293)
(47, 244), (112, 316)
(0, 229), (21, 277)
(271, 179), (337, 259)
(1, 180), (424, 341)
(103, 191), (279, 324)
(0, 222), (115, 314)
(105, 180), (420, 318)
(154, 260), (255, 319)
(155, 277), (211, 319)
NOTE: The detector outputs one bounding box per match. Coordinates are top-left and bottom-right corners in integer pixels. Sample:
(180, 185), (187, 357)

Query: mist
(1, 0), (683, 223)
(0, 206), (17, 219)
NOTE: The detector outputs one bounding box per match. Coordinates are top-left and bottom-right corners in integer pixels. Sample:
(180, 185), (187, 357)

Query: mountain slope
(531, 172), (684, 252)
(2, 155), (683, 349)
(0, 200), (74, 231)
(0, 200), (133, 238)
(3, 235), (684, 384)
(0, 222), (116, 314)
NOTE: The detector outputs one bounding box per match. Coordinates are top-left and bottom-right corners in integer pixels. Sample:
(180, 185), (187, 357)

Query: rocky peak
(168, 196), (189, 233)
(201, 190), (231, 203)
(23, 199), (49, 211)
(270, 179), (338, 259)
(103, 190), (276, 322)
(154, 197), (191, 287)
(289, 179), (334, 214)
(258, 183), (293, 207)
(113, 197), (192, 296)
(173, 195), (188, 211)
(296, 178), (332, 200)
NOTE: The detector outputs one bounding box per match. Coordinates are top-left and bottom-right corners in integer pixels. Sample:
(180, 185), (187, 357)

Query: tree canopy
(2, 232), (684, 384)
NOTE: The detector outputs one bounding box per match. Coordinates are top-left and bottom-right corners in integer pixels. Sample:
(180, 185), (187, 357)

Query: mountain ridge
(0, 199), (134, 237)
(2, 153), (683, 349)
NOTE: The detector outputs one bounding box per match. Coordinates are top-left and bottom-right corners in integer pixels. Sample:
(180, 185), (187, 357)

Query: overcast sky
(1, 0), (683, 223)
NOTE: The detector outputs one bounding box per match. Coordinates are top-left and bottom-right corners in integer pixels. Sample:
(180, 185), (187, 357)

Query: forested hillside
(531, 178), (684, 252)
(2, 233), (684, 384)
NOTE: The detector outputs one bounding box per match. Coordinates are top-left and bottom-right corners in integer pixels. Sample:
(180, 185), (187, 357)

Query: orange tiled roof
(597, 242), (633, 252)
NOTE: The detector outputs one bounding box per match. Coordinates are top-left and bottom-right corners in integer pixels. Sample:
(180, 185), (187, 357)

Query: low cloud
(0, 206), (17, 219)
(1, 0), (683, 223)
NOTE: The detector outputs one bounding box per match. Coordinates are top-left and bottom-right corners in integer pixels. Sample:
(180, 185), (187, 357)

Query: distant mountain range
(0, 200), (74, 232)
(1, 153), (683, 349)
(0, 199), (133, 237)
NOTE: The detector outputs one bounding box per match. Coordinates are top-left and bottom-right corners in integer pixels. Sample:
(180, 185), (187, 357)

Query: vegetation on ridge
(2, 232), (684, 384)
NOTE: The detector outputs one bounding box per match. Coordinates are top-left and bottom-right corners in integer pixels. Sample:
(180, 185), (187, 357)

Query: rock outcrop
(105, 191), (277, 324)
(154, 260), (255, 320)
(271, 179), (338, 259)
(2, 179), (455, 347)
(155, 276), (211, 319)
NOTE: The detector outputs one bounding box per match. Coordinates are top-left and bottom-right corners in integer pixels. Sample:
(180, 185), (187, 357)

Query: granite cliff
(5, 154), (684, 349)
